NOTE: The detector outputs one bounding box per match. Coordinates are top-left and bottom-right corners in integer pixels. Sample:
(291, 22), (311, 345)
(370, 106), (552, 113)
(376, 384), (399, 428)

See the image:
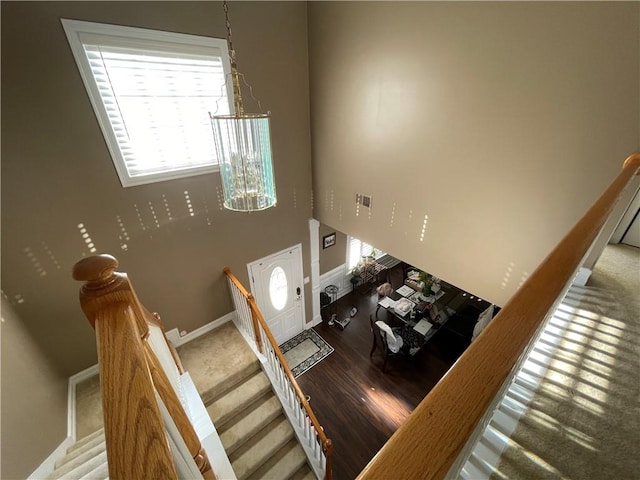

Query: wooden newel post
(73, 254), (178, 480)
(324, 438), (334, 480)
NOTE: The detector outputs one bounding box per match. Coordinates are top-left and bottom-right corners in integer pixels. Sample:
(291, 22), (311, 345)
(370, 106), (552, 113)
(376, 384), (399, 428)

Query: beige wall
(1, 1), (313, 375)
(319, 223), (347, 273)
(308, 1), (639, 306)
(1, 298), (69, 479)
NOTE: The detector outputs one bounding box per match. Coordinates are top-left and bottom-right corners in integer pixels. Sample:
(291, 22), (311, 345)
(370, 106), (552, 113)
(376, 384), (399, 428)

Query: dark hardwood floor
(296, 267), (475, 480)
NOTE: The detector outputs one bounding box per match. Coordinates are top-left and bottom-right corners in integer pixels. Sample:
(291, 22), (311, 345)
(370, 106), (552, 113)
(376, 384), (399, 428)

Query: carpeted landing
(479, 244), (640, 480)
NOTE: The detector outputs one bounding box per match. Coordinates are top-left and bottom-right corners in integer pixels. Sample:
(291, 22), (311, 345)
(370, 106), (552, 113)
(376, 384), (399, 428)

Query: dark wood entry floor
(296, 280), (473, 480)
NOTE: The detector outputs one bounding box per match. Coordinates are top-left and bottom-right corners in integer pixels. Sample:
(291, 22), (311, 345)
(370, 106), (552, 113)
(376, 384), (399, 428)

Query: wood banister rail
(73, 254), (213, 480)
(223, 268), (264, 352)
(357, 152), (640, 480)
(224, 268), (333, 480)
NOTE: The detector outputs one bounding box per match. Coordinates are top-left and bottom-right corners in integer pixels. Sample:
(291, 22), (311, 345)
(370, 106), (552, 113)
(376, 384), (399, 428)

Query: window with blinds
(62, 19), (232, 187)
(347, 237), (385, 271)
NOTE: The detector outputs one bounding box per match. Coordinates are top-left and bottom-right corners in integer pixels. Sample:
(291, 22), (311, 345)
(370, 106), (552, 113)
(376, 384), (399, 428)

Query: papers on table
(396, 285), (416, 297)
(413, 319), (433, 336)
(377, 297), (396, 309)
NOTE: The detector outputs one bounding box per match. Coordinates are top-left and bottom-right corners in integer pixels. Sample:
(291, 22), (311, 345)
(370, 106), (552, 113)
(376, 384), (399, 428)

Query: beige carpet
(493, 244), (640, 479)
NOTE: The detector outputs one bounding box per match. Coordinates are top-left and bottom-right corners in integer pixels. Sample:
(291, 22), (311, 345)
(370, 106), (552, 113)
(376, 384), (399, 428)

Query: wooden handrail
(73, 254), (213, 480)
(358, 153), (640, 480)
(144, 343), (216, 479)
(224, 268), (333, 480)
(94, 304), (178, 480)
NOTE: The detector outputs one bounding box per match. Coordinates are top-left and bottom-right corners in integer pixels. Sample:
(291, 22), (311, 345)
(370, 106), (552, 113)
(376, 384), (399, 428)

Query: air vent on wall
(356, 193), (372, 208)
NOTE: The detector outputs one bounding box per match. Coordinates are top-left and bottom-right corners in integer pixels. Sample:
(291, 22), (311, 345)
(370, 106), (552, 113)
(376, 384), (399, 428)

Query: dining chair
(369, 315), (403, 373)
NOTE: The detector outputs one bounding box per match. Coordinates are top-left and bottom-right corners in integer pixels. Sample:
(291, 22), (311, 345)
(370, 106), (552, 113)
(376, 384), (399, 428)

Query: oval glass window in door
(269, 266), (288, 310)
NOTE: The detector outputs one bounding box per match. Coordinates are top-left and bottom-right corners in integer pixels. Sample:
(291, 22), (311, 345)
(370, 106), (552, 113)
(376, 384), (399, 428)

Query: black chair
(369, 315), (404, 373)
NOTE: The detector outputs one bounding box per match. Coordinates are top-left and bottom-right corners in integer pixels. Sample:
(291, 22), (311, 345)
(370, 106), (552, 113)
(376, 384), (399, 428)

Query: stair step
(49, 450), (107, 480)
(67, 428), (105, 454)
(51, 439), (106, 476)
(57, 436), (106, 468)
(247, 438), (307, 480)
(207, 370), (272, 429)
(79, 459), (109, 480)
(201, 359), (261, 406)
(230, 417), (295, 480)
(289, 464), (316, 480)
(220, 393), (283, 455)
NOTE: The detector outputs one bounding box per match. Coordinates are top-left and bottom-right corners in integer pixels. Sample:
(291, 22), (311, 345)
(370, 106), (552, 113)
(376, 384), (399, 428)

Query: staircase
(53, 321), (315, 480)
(458, 281), (640, 479)
(47, 429), (107, 480)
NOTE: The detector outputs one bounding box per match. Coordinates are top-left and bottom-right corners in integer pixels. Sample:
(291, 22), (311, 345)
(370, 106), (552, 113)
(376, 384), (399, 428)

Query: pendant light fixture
(210, 0), (277, 212)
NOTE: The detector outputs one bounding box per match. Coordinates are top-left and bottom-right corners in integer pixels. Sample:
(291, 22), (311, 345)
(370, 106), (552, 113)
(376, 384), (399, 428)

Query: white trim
(28, 436), (76, 480)
(61, 19), (233, 187)
(319, 263), (353, 300)
(309, 219), (322, 326)
(165, 311), (235, 348)
(67, 363), (101, 440)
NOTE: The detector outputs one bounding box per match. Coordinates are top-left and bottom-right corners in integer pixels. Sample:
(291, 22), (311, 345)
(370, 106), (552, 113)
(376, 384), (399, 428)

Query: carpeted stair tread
(78, 459), (109, 480)
(48, 449), (107, 480)
(220, 393), (283, 455)
(230, 417), (295, 480)
(57, 435), (105, 468)
(246, 438), (308, 480)
(178, 322), (261, 405)
(207, 370), (272, 429)
(288, 464), (316, 480)
(67, 428), (105, 454)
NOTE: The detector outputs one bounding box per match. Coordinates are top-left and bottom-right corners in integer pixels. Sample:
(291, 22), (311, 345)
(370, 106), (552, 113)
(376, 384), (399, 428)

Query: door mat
(279, 329), (334, 377)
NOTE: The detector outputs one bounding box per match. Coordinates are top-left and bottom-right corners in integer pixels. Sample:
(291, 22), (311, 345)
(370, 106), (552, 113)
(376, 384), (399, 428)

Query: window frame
(346, 236), (385, 273)
(61, 19), (233, 187)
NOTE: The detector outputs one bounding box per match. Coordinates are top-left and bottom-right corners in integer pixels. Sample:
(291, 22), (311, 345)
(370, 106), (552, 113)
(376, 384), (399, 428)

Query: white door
(248, 244), (305, 345)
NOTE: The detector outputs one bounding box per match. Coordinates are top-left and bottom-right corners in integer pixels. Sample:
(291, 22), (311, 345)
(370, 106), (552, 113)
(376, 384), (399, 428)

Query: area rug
(280, 329), (333, 377)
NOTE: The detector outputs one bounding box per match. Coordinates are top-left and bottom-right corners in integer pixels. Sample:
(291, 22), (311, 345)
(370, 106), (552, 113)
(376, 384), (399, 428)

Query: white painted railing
(224, 268), (333, 480)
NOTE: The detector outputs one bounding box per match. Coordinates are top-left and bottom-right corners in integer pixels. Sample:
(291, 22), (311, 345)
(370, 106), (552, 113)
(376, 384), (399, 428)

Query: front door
(248, 244), (305, 345)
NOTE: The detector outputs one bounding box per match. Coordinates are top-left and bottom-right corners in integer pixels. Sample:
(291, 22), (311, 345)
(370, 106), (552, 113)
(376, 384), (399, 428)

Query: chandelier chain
(222, 0), (244, 114)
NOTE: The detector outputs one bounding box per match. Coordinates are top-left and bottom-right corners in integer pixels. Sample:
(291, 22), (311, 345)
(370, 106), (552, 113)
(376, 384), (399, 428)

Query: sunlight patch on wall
(420, 214), (428, 242)
(184, 191), (194, 217)
(162, 194), (173, 221)
(41, 241), (61, 270)
(518, 272), (530, 289)
(293, 188), (297, 209)
(310, 190), (314, 211)
(148, 201), (160, 228)
(24, 246), (47, 277)
(77, 223), (97, 253)
(116, 215), (131, 251)
(501, 262), (516, 289)
(134, 204), (147, 231)
(389, 202), (396, 227)
(216, 185), (224, 210)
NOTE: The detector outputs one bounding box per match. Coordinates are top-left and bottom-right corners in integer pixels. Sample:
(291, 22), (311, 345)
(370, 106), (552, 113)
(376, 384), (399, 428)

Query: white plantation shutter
(62, 20), (232, 187)
(347, 237), (384, 271)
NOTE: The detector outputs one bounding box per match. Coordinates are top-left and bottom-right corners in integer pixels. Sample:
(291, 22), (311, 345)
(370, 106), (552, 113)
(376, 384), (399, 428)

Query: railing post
(73, 255), (178, 480)
(323, 438), (333, 480)
(247, 293), (264, 354)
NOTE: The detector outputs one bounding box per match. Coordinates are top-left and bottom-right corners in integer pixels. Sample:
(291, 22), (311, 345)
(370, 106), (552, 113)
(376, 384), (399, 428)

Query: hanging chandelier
(210, 0), (277, 212)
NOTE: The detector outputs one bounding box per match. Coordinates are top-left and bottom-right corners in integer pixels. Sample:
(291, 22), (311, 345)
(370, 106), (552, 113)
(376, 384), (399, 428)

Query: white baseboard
(165, 311), (235, 348)
(28, 435), (75, 480)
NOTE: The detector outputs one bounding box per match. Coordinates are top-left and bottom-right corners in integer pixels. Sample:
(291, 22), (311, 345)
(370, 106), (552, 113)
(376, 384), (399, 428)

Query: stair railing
(224, 268), (333, 480)
(356, 152), (640, 480)
(73, 255), (216, 480)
